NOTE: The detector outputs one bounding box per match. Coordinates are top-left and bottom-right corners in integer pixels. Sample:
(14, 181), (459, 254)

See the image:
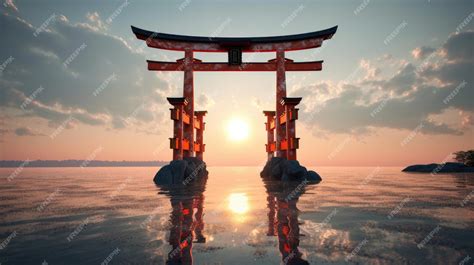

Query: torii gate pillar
(183, 49), (194, 158)
(275, 50), (287, 158)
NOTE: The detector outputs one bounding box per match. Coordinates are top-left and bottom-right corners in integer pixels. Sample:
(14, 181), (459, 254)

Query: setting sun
(226, 118), (250, 141)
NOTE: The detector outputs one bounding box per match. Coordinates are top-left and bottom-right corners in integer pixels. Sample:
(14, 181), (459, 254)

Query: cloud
(411, 46), (435, 60)
(14, 127), (44, 136)
(251, 97), (262, 109)
(460, 111), (474, 127)
(0, 11), (170, 132)
(83, 12), (107, 31)
(3, 0), (18, 12)
(196, 94), (215, 110)
(299, 31), (474, 136)
(441, 31), (473, 62)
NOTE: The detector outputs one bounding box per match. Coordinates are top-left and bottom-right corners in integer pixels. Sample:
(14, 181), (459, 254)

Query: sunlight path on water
(0, 167), (472, 264)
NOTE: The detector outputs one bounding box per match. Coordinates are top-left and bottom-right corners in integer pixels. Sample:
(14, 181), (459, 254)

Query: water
(0, 167), (473, 265)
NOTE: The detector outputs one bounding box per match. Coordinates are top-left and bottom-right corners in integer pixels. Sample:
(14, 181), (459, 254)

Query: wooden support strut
(194, 111), (207, 160)
(280, 97), (302, 160)
(167, 97), (188, 160)
(263, 111), (276, 161)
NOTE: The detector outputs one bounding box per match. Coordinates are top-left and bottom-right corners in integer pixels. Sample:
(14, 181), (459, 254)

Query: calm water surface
(0, 167), (473, 264)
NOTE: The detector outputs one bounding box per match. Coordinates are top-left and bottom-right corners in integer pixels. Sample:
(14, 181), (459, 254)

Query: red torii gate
(131, 25), (337, 161)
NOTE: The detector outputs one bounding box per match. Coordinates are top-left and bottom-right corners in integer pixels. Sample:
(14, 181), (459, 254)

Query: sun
(226, 117), (249, 141)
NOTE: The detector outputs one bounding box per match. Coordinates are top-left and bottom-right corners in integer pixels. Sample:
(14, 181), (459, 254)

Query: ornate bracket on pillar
(194, 111), (207, 160)
(280, 97), (302, 160)
(263, 111), (276, 161)
(167, 97), (189, 160)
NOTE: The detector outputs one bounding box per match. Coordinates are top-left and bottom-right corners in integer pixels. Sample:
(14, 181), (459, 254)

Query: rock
(183, 157), (208, 180)
(281, 173), (290, 182)
(154, 158), (208, 185)
(261, 157), (284, 179)
(402, 162), (474, 173)
(261, 157), (322, 182)
(284, 160), (307, 180)
(306, 170), (322, 182)
(270, 162), (283, 179)
(154, 165), (173, 185)
(169, 160), (187, 183)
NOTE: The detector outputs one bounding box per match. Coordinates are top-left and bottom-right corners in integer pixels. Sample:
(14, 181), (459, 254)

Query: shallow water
(0, 167), (473, 265)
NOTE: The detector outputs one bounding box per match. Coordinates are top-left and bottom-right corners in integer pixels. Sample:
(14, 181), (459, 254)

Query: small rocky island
(402, 150), (474, 173)
(154, 157), (208, 185)
(402, 162), (474, 173)
(260, 157), (322, 182)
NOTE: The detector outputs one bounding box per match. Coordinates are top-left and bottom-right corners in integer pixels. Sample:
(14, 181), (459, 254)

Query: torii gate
(131, 25), (337, 161)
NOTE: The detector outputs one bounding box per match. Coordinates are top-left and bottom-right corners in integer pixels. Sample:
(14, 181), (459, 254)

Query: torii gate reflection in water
(131, 25), (337, 161)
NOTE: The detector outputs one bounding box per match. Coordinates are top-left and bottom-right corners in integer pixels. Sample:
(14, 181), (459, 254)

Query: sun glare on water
(226, 117), (249, 141)
(228, 193), (249, 214)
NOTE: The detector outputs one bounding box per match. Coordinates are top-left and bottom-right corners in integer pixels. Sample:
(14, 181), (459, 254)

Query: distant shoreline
(0, 160), (167, 168)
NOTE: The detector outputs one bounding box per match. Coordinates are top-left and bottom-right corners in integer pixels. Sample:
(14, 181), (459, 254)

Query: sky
(0, 0), (473, 166)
